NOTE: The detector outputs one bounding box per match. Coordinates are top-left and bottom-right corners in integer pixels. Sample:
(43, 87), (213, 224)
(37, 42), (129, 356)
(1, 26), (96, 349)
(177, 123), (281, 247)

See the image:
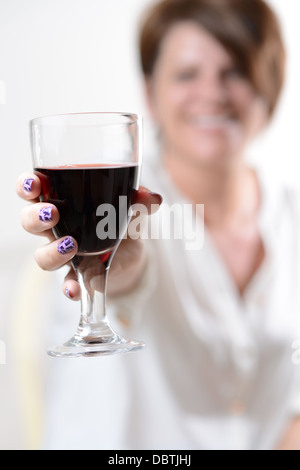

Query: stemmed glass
(30, 112), (145, 358)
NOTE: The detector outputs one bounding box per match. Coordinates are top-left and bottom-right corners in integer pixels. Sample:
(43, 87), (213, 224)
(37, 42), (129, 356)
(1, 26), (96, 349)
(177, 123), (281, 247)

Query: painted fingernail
(23, 178), (34, 192)
(39, 207), (53, 222)
(150, 192), (163, 205)
(57, 237), (76, 255)
(65, 288), (73, 299)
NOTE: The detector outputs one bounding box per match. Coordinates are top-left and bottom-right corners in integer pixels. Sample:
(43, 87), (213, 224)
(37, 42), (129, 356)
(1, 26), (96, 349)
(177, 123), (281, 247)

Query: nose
(193, 73), (228, 105)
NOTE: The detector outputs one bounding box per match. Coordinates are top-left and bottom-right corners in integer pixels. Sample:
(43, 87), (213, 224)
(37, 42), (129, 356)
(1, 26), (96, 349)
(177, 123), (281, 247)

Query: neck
(163, 151), (260, 228)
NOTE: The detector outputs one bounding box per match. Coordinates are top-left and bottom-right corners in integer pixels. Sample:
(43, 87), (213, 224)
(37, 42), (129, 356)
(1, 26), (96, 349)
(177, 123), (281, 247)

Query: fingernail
(57, 237), (76, 255)
(23, 178), (34, 192)
(39, 207), (53, 222)
(150, 192), (163, 205)
(65, 288), (73, 299)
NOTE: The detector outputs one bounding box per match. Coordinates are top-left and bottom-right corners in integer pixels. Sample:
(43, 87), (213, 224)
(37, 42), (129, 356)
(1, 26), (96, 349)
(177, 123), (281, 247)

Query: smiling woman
(140, 0), (285, 116)
(140, 0), (285, 173)
(145, 22), (269, 169)
(15, 0), (300, 451)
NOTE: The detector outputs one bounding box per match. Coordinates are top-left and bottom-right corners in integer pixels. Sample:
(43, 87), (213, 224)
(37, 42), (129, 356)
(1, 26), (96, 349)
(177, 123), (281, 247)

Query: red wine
(35, 164), (139, 256)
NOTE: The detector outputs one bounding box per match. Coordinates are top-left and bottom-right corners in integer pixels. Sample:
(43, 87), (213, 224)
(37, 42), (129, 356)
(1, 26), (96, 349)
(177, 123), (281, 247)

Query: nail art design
(23, 178), (34, 192)
(57, 237), (76, 255)
(39, 207), (53, 222)
(65, 288), (73, 299)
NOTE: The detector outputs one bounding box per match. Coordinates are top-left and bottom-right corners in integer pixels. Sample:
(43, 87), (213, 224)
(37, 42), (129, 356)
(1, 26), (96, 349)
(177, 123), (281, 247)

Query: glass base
(47, 335), (145, 358)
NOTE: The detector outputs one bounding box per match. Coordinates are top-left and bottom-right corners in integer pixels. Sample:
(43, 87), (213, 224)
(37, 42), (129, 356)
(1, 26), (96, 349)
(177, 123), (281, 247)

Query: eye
(174, 69), (198, 82)
(223, 67), (244, 81)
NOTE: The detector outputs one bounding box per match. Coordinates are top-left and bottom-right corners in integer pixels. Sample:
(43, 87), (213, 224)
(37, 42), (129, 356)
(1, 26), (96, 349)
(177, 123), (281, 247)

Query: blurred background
(0, 0), (299, 449)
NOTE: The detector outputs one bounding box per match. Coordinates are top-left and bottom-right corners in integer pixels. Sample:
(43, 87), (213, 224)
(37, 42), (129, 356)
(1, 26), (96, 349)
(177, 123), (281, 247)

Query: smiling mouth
(189, 115), (236, 129)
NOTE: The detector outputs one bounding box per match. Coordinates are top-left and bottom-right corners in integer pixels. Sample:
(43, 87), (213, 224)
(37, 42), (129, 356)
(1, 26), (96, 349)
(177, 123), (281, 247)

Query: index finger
(16, 173), (41, 202)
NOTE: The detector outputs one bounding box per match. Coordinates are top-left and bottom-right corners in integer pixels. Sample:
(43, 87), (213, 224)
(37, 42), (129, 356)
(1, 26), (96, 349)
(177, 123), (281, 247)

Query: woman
(17, 0), (300, 450)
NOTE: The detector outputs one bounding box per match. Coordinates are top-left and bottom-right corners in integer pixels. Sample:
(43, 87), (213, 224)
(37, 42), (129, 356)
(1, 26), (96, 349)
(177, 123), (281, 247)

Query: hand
(17, 172), (162, 300)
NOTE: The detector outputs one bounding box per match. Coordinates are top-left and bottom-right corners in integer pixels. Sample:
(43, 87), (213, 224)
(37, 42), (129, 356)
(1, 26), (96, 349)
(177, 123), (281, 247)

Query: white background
(0, 0), (299, 449)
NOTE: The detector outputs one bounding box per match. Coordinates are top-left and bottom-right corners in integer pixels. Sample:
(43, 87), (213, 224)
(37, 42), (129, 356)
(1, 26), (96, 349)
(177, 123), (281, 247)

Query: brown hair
(139, 0), (285, 117)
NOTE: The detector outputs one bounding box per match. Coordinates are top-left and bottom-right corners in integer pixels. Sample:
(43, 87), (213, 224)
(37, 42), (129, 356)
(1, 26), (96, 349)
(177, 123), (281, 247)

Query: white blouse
(42, 158), (300, 450)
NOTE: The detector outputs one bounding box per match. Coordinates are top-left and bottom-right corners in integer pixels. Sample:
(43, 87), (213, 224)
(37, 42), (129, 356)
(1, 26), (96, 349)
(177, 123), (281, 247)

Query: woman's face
(146, 22), (268, 168)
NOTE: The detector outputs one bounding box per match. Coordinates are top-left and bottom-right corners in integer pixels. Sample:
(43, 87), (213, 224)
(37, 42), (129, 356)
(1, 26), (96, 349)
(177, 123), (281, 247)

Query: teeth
(191, 115), (233, 128)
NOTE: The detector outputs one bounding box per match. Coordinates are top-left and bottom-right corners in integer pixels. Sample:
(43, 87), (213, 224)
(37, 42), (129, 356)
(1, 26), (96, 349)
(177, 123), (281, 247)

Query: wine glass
(30, 112), (145, 358)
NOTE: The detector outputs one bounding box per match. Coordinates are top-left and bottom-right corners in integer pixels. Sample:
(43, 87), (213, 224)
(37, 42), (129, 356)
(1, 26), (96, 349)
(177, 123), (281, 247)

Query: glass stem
(75, 263), (118, 343)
